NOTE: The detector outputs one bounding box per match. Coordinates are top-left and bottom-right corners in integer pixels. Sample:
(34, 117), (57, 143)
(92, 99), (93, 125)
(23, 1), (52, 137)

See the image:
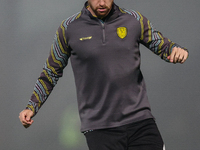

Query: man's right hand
(19, 109), (34, 128)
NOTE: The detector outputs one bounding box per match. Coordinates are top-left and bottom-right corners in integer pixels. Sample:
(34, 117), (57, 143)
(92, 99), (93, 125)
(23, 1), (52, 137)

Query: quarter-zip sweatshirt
(26, 2), (188, 132)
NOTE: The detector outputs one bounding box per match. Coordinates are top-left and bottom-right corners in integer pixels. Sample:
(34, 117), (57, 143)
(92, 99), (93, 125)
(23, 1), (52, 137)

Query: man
(19, 0), (188, 150)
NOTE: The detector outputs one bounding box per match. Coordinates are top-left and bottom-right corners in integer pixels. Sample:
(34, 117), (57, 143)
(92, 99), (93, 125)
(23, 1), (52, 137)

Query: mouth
(98, 8), (107, 13)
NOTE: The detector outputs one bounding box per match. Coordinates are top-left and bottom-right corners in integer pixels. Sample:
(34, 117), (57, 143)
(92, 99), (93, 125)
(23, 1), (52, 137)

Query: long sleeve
(26, 20), (70, 116)
(137, 11), (188, 61)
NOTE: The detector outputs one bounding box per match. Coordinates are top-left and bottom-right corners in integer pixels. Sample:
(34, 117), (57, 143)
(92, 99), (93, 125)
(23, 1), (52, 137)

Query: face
(87, 0), (114, 18)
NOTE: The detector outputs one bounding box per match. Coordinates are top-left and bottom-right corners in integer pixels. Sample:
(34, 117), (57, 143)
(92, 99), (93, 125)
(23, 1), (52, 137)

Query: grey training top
(26, 2), (187, 132)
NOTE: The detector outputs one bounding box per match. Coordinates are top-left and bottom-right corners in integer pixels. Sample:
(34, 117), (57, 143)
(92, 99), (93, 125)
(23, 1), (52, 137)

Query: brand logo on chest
(80, 36), (92, 41)
(117, 27), (127, 39)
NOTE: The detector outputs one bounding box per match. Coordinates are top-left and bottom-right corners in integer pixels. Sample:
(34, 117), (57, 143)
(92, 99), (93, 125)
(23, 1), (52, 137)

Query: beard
(89, 3), (113, 18)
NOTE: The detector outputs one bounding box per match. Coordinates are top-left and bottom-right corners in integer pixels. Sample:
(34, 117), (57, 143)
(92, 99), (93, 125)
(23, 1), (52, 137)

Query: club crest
(117, 27), (127, 39)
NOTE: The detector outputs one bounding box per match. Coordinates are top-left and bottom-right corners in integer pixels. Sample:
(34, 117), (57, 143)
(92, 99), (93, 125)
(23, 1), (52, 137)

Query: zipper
(99, 20), (106, 44)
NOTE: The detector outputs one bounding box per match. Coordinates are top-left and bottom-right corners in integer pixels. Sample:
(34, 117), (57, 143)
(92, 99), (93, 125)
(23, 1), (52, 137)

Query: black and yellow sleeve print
(137, 11), (178, 61)
(26, 20), (70, 115)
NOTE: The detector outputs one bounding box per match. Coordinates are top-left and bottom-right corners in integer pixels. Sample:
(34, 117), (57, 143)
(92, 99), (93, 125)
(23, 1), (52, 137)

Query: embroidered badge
(117, 27), (127, 39)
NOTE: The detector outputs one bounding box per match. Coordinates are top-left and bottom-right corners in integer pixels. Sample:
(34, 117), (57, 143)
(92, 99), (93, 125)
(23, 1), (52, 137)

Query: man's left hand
(167, 47), (188, 64)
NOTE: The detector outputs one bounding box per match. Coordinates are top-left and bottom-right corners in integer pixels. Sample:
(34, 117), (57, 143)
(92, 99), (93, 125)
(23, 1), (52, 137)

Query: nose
(99, 0), (105, 6)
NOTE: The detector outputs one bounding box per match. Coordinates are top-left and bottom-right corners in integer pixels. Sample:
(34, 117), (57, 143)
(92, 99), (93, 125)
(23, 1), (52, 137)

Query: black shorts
(84, 119), (165, 150)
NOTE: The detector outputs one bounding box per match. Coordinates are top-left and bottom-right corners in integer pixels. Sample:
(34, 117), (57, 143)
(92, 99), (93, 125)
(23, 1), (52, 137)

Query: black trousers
(84, 119), (165, 150)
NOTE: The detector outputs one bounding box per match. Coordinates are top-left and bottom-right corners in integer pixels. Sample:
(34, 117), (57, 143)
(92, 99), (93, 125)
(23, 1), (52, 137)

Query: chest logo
(117, 27), (127, 39)
(80, 36), (92, 41)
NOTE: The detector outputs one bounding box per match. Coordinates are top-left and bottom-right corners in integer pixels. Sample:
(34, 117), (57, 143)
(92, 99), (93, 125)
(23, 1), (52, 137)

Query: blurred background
(0, 0), (199, 150)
